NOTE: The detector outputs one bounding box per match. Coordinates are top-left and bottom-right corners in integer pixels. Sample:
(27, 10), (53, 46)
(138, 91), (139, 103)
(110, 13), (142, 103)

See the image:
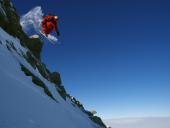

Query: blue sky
(12, 0), (170, 119)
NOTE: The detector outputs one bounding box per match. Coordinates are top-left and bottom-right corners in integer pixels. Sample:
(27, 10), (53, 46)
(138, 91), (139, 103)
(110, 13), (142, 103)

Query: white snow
(0, 27), (103, 128)
(30, 34), (39, 39)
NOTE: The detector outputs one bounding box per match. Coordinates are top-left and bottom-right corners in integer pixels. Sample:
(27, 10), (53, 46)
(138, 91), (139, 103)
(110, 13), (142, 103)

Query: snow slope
(0, 27), (103, 128)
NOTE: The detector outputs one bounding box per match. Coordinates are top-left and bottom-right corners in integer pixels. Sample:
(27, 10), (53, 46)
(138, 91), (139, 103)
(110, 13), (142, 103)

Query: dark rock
(89, 116), (107, 128)
(49, 72), (62, 86)
(0, 0), (28, 46)
(25, 38), (43, 60)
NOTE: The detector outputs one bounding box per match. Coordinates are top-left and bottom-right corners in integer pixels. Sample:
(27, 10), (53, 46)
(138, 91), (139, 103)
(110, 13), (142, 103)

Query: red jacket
(41, 15), (59, 35)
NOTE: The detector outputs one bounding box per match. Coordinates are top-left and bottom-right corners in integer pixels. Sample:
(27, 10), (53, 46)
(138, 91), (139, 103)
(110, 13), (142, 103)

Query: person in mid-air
(41, 15), (60, 37)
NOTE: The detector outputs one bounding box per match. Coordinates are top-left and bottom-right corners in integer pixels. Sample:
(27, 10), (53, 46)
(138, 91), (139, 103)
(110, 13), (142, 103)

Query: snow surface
(0, 27), (102, 128)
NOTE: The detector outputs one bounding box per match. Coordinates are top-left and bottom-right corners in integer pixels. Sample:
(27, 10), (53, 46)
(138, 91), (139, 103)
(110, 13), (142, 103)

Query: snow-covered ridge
(0, 27), (106, 128)
(0, 0), (107, 127)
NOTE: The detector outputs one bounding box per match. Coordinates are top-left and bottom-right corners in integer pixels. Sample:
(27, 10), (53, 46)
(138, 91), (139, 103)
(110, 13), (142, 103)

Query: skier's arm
(56, 30), (60, 36)
(54, 23), (60, 36)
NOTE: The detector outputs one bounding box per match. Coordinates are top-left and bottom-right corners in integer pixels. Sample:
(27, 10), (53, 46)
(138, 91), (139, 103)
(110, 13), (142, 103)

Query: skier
(41, 15), (60, 37)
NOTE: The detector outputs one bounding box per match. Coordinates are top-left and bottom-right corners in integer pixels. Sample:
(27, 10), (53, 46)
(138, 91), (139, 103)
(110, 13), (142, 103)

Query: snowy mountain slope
(0, 0), (106, 128)
(0, 28), (101, 128)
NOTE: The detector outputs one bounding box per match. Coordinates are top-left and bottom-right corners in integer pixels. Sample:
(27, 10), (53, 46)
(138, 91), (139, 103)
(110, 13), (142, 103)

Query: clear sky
(12, 0), (170, 119)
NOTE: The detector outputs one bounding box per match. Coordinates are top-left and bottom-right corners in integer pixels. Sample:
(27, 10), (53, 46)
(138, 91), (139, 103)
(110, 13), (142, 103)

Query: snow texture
(0, 27), (102, 128)
(20, 6), (58, 44)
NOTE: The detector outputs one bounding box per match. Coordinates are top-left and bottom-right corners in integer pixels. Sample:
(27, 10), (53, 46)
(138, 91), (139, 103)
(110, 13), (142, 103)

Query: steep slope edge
(0, 0), (106, 127)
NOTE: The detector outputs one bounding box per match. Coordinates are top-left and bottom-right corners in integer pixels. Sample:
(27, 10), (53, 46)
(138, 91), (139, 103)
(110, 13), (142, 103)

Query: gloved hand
(57, 31), (60, 36)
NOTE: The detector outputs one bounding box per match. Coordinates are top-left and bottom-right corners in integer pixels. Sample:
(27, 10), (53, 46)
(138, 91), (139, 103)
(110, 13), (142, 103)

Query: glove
(57, 31), (60, 36)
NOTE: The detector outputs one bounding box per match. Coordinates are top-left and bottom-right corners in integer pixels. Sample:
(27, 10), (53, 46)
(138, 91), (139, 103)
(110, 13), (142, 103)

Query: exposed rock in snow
(0, 0), (107, 128)
(0, 27), (104, 128)
(0, 3), (6, 16)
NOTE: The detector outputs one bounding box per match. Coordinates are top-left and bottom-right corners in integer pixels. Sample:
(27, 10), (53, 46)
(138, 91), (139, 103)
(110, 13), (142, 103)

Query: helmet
(54, 16), (59, 20)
